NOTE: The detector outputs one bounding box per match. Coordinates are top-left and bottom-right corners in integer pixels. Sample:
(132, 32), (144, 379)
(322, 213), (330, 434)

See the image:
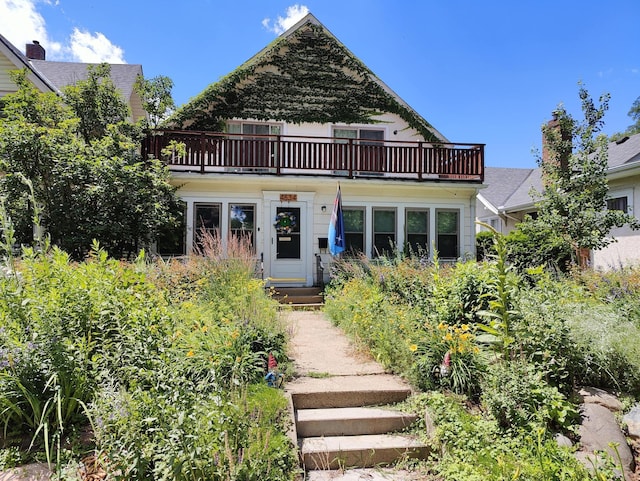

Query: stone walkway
(282, 310), (431, 481)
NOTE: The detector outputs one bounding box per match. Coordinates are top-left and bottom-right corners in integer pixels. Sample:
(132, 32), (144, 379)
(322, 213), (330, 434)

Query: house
(0, 34), (56, 96)
(476, 132), (640, 269)
(145, 13), (485, 287)
(0, 33), (145, 122)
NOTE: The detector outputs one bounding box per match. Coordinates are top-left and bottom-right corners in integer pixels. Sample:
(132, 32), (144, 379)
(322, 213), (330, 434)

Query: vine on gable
(167, 23), (441, 142)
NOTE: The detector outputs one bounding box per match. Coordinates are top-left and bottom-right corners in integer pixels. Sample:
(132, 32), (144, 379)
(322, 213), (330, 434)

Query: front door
(270, 202), (307, 285)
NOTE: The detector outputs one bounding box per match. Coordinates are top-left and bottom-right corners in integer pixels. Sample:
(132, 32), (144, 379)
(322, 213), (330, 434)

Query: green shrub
(475, 230), (495, 261)
(481, 360), (577, 431)
(92, 378), (297, 481)
(0, 246), (173, 448)
(563, 302), (640, 394)
(407, 392), (589, 481)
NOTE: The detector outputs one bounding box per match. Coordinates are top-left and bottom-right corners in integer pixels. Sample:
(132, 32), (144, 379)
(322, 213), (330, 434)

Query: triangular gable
(0, 33), (57, 94)
(168, 13), (445, 142)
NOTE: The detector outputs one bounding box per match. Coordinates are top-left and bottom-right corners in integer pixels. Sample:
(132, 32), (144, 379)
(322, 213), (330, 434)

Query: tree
(611, 95), (640, 141)
(529, 84), (640, 266)
(134, 74), (175, 128)
(63, 63), (130, 143)
(0, 68), (183, 259)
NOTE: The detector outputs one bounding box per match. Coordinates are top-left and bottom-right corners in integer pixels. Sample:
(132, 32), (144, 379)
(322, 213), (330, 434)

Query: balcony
(143, 130), (484, 182)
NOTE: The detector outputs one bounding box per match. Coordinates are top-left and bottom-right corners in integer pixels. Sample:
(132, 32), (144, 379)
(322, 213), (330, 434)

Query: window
(156, 203), (186, 256)
(229, 204), (256, 251)
(333, 128), (385, 174)
(194, 203), (221, 251)
(436, 209), (459, 259)
(607, 196), (628, 213)
(227, 122), (281, 136)
(343, 208), (365, 254)
(373, 208), (396, 257)
(405, 209), (428, 254)
(226, 122), (281, 170)
(333, 128), (384, 143)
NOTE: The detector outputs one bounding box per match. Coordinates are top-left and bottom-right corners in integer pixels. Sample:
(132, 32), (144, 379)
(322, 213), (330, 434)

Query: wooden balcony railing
(143, 130), (484, 182)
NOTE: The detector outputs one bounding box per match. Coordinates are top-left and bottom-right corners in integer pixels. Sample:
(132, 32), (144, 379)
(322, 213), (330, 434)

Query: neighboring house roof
(0, 33), (57, 94)
(608, 133), (640, 170)
(479, 167), (534, 213)
(1, 34), (145, 121)
(30, 60), (146, 121)
(168, 13), (446, 143)
(30, 60), (142, 102)
(483, 132), (640, 214)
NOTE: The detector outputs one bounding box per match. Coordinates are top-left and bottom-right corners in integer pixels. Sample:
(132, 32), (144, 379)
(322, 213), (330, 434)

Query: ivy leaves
(169, 23), (440, 142)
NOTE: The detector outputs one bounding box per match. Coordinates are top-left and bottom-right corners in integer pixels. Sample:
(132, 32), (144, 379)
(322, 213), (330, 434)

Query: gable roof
(30, 60), (142, 102)
(29, 60), (146, 121)
(0, 33), (57, 94)
(486, 132), (640, 213)
(168, 13), (446, 142)
(480, 167), (535, 210)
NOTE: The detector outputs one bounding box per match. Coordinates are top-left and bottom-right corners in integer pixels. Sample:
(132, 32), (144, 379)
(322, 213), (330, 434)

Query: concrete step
(271, 287), (324, 306)
(296, 407), (417, 437)
(300, 434), (429, 470)
(291, 387), (412, 410)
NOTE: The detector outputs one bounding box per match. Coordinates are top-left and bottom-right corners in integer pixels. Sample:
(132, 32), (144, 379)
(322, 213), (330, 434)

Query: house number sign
(280, 194), (297, 202)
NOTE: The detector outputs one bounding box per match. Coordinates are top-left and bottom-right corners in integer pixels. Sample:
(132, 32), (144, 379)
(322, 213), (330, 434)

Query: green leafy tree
(63, 63), (131, 143)
(529, 84), (640, 266)
(611, 95), (640, 140)
(0, 68), (182, 259)
(134, 74), (176, 128)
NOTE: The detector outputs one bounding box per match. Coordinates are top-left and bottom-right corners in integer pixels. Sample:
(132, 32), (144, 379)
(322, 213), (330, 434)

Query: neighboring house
(145, 13), (485, 287)
(0, 34), (56, 96)
(477, 132), (640, 269)
(0, 33), (145, 122)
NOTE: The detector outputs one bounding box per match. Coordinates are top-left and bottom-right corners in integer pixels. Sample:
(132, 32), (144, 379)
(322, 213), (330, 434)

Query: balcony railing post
(418, 141), (423, 180)
(276, 134), (281, 175)
(348, 138), (354, 178)
(200, 133), (206, 174)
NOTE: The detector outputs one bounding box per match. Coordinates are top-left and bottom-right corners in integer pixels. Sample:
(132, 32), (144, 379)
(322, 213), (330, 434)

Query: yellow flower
(409, 344), (418, 352)
(437, 322), (446, 331)
(461, 324), (469, 331)
(231, 330), (239, 339)
(186, 350), (194, 357)
(444, 332), (453, 342)
(201, 325), (208, 333)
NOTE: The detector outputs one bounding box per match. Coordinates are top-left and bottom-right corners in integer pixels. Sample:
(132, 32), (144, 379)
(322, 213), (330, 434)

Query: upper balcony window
(227, 122), (281, 137)
(333, 128), (384, 144)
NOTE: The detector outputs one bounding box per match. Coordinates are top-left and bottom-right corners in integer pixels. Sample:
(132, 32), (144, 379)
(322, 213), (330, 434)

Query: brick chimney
(26, 41), (45, 60)
(542, 111), (572, 174)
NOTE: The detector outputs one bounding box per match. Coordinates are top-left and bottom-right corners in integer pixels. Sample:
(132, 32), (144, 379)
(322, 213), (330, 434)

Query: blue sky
(1, 0), (638, 168)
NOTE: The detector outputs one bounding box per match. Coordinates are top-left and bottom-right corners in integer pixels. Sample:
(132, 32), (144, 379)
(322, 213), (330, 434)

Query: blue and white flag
(328, 185), (345, 256)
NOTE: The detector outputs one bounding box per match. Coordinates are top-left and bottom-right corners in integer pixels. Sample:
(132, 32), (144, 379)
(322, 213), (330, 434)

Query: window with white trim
(436, 209), (459, 259)
(229, 204), (256, 252)
(343, 207), (365, 255)
(606, 196), (628, 213)
(373, 208), (396, 257)
(405, 209), (429, 254)
(194, 203), (221, 251)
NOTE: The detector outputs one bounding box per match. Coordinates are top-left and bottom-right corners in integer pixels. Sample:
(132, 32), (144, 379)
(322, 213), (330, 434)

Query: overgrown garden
(324, 241), (640, 479)
(0, 232), (298, 480)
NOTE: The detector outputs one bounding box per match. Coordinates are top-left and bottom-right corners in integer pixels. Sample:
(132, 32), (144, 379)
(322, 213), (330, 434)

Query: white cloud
(262, 4), (309, 35)
(0, 0), (125, 63)
(69, 28), (125, 63)
(0, 0), (62, 57)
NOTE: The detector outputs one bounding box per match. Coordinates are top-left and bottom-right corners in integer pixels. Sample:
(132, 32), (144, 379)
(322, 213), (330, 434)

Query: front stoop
(288, 377), (429, 472)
